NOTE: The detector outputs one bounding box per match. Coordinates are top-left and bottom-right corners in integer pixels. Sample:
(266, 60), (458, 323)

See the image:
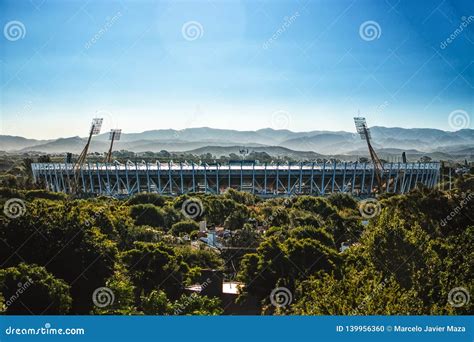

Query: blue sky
(1, 0), (473, 139)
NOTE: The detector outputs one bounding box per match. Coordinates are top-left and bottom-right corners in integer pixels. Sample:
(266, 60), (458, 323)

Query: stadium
(31, 160), (440, 197)
(30, 117), (441, 197)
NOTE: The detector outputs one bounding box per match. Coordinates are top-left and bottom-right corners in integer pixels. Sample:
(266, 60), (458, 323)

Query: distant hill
(280, 133), (356, 154)
(186, 145), (323, 160)
(0, 135), (50, 151)
(20, 137), (109, 154)
(2, 126), (472, 161)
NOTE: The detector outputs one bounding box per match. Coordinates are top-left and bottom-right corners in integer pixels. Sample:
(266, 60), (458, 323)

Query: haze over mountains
(1, 127), (473, 161)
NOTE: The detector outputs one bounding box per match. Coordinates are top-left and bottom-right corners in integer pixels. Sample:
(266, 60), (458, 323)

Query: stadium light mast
(239, 147), (249, 160)
(354, 116), (384, 192)
(72, 118), (103, 192)
(105, 129), (121, 163)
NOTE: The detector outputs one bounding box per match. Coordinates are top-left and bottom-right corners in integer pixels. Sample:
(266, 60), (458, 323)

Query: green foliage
(24, 189), (67, 201)
(141, 290), (173, 315)
(238, 230), (341, 303)
(0, 263), (72, 314)
(173, 293), (223, 315)
(289, 209), (324, 228)
(141, 291), (223, 315)
(170, 220), (199, 236)
(204, 197), (237, 226)
(128, 193), (167, 207)
(162, 206), (185, 228)
(292, 269), (425, 315)
(119, 225), (165, 248)
(1, 174), (472, 316)
(0, 200), (118, 313)
(223, 188), (257, 205)
(289, 226), (335, 249)
(0, 293), (5, 313)
(224, 204), (249, 230)
(94, 267), (138, 315)
(0, 187), (24, 200)
(293, 196), (337, 217)
(121, 242), (185, 299)
(362, 211), (428, 288)
(130, 204), (165, 228)
(327, 193), (358, 210)
(285, 238), (339, 276)
(258, 205), (290, 227)
(175, 245), (223, 270)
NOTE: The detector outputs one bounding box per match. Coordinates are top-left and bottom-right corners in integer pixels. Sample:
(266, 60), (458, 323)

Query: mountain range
(1, 127), (472, 161)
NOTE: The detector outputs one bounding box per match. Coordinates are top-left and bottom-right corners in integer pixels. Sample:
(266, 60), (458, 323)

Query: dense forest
(0, 156), (472, 315)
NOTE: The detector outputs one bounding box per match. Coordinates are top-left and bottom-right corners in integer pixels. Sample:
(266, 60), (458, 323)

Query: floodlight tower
(239, 147), (249, 160)
(354, 116), (384, 192)
(72, 118), (103, 192)
(105, 129), (122, 163)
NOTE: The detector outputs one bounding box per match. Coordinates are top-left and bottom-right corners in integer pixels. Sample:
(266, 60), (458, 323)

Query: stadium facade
(31, 161), (441, 197)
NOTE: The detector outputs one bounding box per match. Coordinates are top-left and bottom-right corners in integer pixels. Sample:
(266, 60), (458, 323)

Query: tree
(122, 242), (185, 299)
(362, 210), (428, 289)
(130, 204), (165, 228)
(37, 155), (51, 163)
(24, 189), (67, 201)
(292, 268), (424, 315)
(140, 290), (224, 315)
(224, 204), (249, 230)
(205, 197), (238, 226)
(172, 293), (223, 315)
(293, 196), (337, 217)
(170, 220), (199, 236)
(327, 193), (358, 210)
(288, 226), (335, 249)
(162, 206), (184, 229)
(285, 238), (339, 278)
(93, 267), (138, 315)
(175, 245), (223, 270)
(128, 193), (167, 207)
(0, 263), (72, 314)
(141, 290), (173, 315)
(238, 237), (288, 301)
(223, 188), (257, 205)
(0, 200), (118, 314)
(221, 224), (262, 273)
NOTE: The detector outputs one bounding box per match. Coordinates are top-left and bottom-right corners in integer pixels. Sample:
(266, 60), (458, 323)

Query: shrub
(130, 204), (165, 228)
